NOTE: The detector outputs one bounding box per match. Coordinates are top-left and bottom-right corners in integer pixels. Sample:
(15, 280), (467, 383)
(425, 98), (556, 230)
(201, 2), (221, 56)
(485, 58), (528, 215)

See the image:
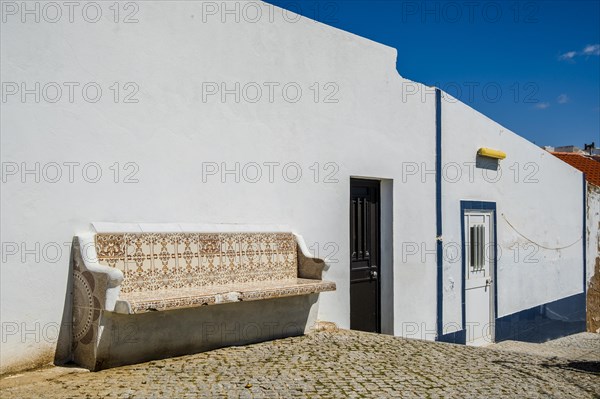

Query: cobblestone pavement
(2, 330), (599, 398)
(490, 332), (600, 361)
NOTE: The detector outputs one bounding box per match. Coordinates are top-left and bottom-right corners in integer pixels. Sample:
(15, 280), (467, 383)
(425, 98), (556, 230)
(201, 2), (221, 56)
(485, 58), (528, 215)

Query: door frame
(349, 178), (382, 333)
(460, 201), (498, 344)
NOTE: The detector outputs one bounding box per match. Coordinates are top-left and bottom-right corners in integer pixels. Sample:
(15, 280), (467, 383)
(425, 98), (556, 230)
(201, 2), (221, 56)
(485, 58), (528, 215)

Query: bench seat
(118, 278), (336, 313)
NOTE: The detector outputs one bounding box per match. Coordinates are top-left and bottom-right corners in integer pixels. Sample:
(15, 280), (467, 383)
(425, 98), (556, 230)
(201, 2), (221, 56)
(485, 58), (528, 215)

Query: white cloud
(557, 94), (570, 104)
(535, 102), (550, 110)
(559, 51), (577, 61)
(559, 44), (600, 61)
(583, 44), (600, 56)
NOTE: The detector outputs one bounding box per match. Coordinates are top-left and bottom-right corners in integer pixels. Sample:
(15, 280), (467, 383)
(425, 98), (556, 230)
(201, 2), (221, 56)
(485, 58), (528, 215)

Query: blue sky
(267, 0), (600, 148)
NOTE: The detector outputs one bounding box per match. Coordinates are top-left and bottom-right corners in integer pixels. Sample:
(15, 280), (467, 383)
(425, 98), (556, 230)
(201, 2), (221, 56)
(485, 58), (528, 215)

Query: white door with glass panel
(464, 211), (495, 346)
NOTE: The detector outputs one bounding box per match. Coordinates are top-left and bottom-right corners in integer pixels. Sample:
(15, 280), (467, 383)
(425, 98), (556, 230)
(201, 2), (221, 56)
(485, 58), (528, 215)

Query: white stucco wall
(0, 1), (438, 373)
(1, 0), (586, 373)
(440, 93), (585, 332)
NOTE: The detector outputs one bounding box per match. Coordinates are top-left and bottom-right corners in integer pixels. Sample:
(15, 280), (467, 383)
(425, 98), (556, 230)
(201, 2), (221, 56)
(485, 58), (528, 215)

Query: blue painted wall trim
(438, 329), (466, 344)
(435, 88), (443, 339)
(582, 173), (587, 295)
(495, 293), (586, 343)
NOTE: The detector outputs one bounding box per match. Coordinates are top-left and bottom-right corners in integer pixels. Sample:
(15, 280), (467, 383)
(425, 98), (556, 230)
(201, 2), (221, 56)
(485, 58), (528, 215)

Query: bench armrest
(76, 233), (124, 311)
(294, 233), (327, 280)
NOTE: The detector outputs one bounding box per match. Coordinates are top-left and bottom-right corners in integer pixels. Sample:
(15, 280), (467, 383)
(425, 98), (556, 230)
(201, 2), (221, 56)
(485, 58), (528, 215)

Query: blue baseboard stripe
(438, 329), (466, 344)
(495, 293), (586, 343)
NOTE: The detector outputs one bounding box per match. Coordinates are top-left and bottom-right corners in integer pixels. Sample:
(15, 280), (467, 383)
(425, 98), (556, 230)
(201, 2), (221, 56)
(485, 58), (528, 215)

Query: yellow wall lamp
(477, 147), (506, 160)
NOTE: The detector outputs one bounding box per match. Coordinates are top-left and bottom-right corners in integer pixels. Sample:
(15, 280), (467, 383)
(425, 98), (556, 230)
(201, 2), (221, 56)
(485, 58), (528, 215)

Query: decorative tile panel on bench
(95, 232), (298, 293)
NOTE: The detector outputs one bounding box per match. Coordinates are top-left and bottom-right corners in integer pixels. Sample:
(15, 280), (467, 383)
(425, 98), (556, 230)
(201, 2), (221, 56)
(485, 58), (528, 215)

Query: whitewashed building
(0, 1), (591, 373)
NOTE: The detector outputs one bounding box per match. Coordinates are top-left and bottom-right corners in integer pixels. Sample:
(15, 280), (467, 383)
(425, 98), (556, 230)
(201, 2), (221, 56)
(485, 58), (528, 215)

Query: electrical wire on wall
(501, 213), (582, 251)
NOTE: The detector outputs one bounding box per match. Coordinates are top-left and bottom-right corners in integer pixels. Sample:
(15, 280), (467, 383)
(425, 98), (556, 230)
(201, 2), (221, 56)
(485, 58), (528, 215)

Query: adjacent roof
(551, 152), (600, 187)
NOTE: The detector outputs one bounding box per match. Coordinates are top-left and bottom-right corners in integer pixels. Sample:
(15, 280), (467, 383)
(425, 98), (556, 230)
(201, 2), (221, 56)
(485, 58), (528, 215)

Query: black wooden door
(350, 178), (381, 333)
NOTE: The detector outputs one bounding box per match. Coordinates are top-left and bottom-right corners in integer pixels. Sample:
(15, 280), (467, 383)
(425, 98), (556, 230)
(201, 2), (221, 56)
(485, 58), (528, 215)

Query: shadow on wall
(475, 155), (499, 171)
(53, 238), (75, 366)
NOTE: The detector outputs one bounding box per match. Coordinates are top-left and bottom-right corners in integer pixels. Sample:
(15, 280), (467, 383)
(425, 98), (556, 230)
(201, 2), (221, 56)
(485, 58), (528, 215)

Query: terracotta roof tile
(551, 152), (600, 187)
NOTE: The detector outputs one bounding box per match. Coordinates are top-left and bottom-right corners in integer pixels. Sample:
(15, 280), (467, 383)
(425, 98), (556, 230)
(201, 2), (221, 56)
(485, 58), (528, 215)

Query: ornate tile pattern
(95, 233), (126, 268)
(71, 238), (108, 370)
(95, 232), (299, 294)
(119, 278), (336, 313)
(88, 232), (335, 314)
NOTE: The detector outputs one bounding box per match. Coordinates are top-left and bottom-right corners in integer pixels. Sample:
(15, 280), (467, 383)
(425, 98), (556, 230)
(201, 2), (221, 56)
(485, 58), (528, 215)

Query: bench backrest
(95, 232), (298, 293)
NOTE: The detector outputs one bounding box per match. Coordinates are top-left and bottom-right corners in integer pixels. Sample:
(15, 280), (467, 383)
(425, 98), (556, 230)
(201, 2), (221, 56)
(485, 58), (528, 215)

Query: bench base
(84, 294), (319, 371)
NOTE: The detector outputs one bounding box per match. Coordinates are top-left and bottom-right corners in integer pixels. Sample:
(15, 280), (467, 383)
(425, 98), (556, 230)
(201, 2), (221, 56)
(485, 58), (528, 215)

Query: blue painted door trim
(439, 201), (497, 344)
(461, 201), (498, 334)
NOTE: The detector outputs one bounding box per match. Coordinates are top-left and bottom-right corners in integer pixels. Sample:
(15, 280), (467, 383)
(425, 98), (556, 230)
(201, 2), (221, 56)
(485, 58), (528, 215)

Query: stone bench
(71, 224), (335, 370)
